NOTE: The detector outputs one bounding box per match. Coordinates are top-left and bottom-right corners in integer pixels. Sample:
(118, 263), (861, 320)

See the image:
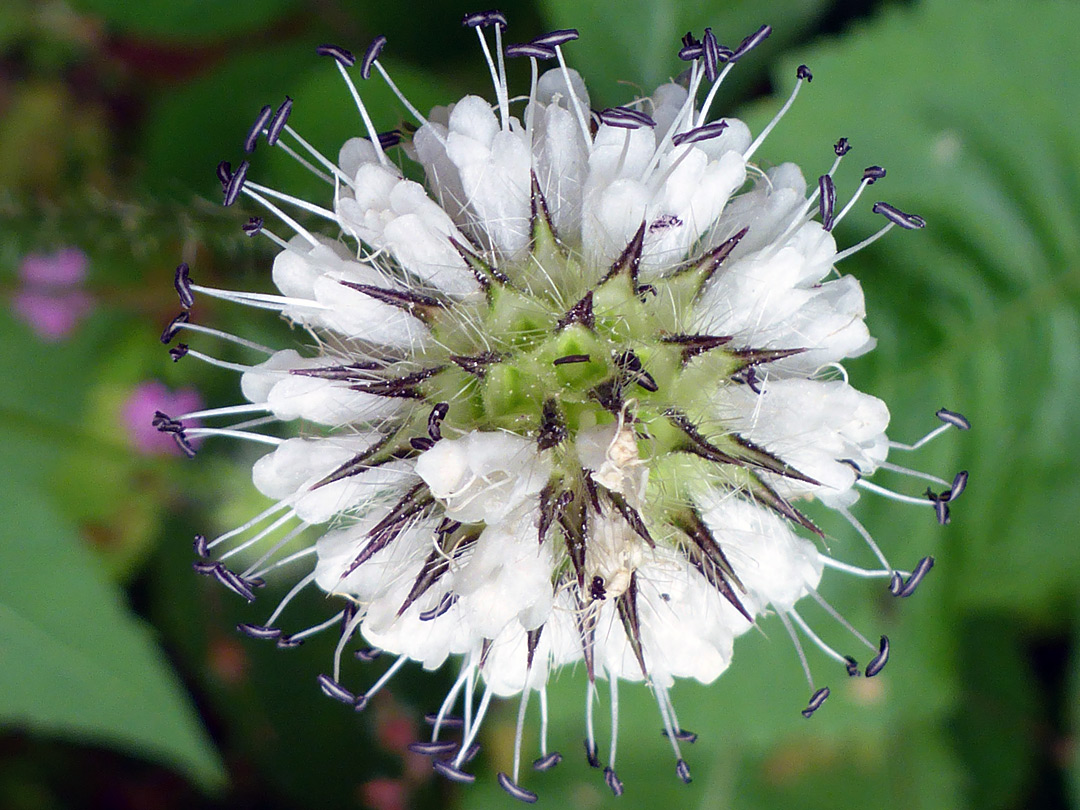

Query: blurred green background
(1, 0), (1077, 808)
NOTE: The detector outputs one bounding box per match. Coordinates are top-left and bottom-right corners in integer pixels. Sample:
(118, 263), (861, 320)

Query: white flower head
(159, 12), (970, 800)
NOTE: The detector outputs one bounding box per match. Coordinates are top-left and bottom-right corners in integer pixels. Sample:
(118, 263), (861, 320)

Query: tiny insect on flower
(158, 11), (968, 799)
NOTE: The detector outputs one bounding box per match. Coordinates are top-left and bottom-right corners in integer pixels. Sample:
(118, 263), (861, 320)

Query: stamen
(819, 174), (836, 230)
(453, 683), (493, 769)
(790, 610), (857, 669)
(360, 35), (387, 80)
(584, 678), (599, 767)
(174, 263), (194, 309)
(864, 636), (890, 677)
(265, 96), (293, 145)
(678, 32), (703, 62)
(607, 675), (620, 770)
(872, 201), (926, 229)
(731, 24), (772, 61)
(835, 137), (851, 155)
(315, 44), (355, 67)
(193, 533), (209, 557)
(802, 686), (830, 718)
(184, 427), (284, 447)
(330, 59), (388, 165)
(223, 159), (250, 206)
(263, 572), (317, 627)
(357, 648), (384, 663)
(408, 740), (457, 755)
(806, 589), (876, 651)
(215, 160), (232, 188)
(896, 556), (935, 597)
(433, 760), (476, 784)
(237, 623), (281, 640)
(243, 216), (264, 237)
(604, 766), (624, 796)
(857, 479), (942, 509)
(371, 62), (428, 125)
(497, 772), (538, 804)
(356, 654), (409, 710)
(553, 44), (592, 147)
(598, 106), (657, 129)
(188, 284), (333, 312)
(281, 124), (355, 188)
(243, 179), (338, 222)
(244, 105), (273, 153)
(317, 673), (355, 704)
(506, 42), (555, 59)
(878, 461), (951, 488)
(290, 609), (347, 643)
(745, 64), (809, 160)
(671, 120), (728, 147)
(530, 29), (579, 47)
(702, 28), (722, 82)
(937, 408), (971, 430)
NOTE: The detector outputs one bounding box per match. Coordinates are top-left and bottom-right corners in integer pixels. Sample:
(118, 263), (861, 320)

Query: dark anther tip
(584, 739), (600, 768)
(169, 343), (189, 362)
(553, 353), (590, 366)
(317, 674), (356, 705)
(427, 401), (449, 441)
(834, 137), (851, 156)
(676, 758), (692, 784)
(732, 24), (772, 61)
(316, 44), (355, 67)
(215, 160), (232, 187)
(160, 311), (189, 344)
(844, 656), (861, 677)
(532, 751), (562, 771)
(872, 201), (926, 229)
(174, 262), (194, 309)
(191, 560), (218, 575)
(933, 497), (951, 525)
(462, 9), (507, 29)
(266, 97), (293, 146)
(462, 743), (480, 763)
(497, 772), (538, 804)
(243, 216), (264, 237)
(361, 35), (388, 79)
(702, 28), (720, 81)
(407, 740), (458, 756)
(801, 686), (830, 717)
(377, 130), (402, 149)
(947, 471), (969, 501)
(797, 64), (813, 81)
(353, 693), (370, 711)
(598, 106), (657, 129)
(276, 634), (304, 648)
(936, 408), (971, 430)
(662, 728), (698, 743)
(898, 556), (935, 597)
(433, 760), (476, 784)
(410, 437), (435, 452)
(424, 712), (463, 728)
(506, 42), (556, 60)
(604, 767), (624, 796)
(244, 104), (273, 153)
(678, 43), (704, 61)
(865, 636), (890, 677)
(192, 533), (208, 557)
(530, 29), (578, 47)
(671, 120), (728, 147)
(212, 566), (254, 601)
(237, 623), (282, 640)
(889, 571), (904, 595)
(863, 165), (887, 184)
(819, 173), (836, 230)
(223, 160), (250, 207)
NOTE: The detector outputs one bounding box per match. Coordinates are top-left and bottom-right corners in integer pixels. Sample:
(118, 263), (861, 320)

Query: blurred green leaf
(742, 0), (1080, 622)
(67, 0), (298, 39)
(538, 0), (830, 105)
(0, 311), (224, 789)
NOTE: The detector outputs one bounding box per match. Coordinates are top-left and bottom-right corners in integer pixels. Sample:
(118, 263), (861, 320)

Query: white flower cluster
(158, 12), (968, 801)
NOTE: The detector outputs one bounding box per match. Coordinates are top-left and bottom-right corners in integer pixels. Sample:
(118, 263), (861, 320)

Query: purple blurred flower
(122, 381), (203, 455)
(12, 248), (94, 341)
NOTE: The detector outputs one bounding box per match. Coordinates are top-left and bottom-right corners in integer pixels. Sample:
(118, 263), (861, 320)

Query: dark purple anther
(193, 533), (209, 557)
(213, 566), (255, 601)
(898, 556), (935, 597)
(702, 27), (720, 81)
(598, 106), (657, 129)
(223, 159), (249, 207)
(315, 44), (355, 67)
(732, 24), (772, 61)
(506, 42), (556, 59)
(169, 344), (189, 362)
(216, 160), (232, 188)
(844, 656), (861, 677)
(873, 201), (926, 229)
(661, 728), (698, 743)
(160, 311), (189, 344)
(676, 758), (692, 784)
(276, 634), (304, 648)
(865, 636), (890, 677)
(152, 411), (181, 433)
(192, 560), (218, 575)
(946, 471), (969, 501)
(649, 215), (682, 232)
(317, 674), (355, 704)
(243, 217), (264, 237)
(928, 491), (950, 525)
(410, 437), (434, 451)
(604, 767), (624, 796)
(361, 35), (387, 79)
(532, 751), (562, 771)
(936, 408), (971, 430)
(244, 104), (273, 153)
(553, 354), (591, 365)
(679, 32), (703, 61)
(462, 9), (507, 29)
(863, 165), (886, 184)
(425, 712), (464, 728)
(671, 120), (728, 147)
(498, 772), (538, 804)
(349, 693), (368, 711)
(819, 174), (836, 230)
(428, 401), (449, 441)
(266, 96), (293, 146)
(237, 623), (282, 640)
(174, 262), (194, 308)
(801, 686), (830, 717)
(462, 743), (481, 762)
(797, 64), (813, 81)
(530, 28), (578, 47)
(889, 571), (904, 595)
(408, 740), (458, 756)
(584, 738), (600, 768)
(433, 760), (476, 784)
(377, 130), (402, 150)
(355, 647), (383, 662)
(173, 431), (197, 458)
(834, 137), (851, 156)
(418, 592), (457, 621)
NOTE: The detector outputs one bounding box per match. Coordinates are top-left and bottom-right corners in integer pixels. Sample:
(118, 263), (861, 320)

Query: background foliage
(1, 0), (1077, 808)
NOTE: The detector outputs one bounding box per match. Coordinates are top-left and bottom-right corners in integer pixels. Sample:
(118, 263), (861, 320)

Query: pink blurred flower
(12, 248), (94, 341)
(122, 381), (203, 455)
(360, 779), (406, 810)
